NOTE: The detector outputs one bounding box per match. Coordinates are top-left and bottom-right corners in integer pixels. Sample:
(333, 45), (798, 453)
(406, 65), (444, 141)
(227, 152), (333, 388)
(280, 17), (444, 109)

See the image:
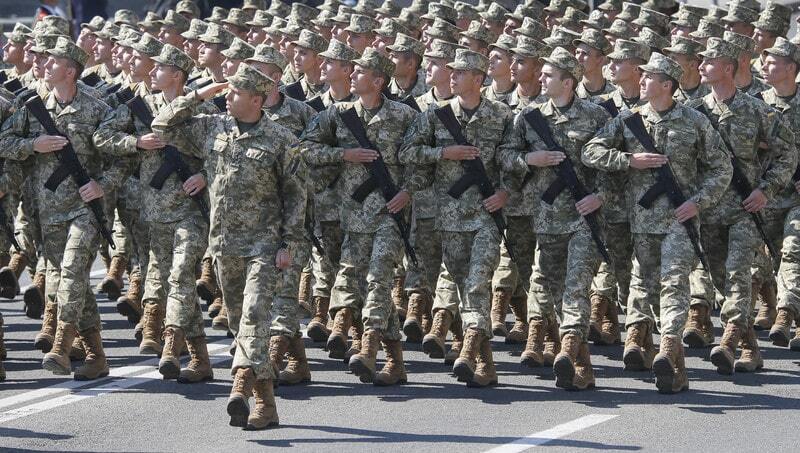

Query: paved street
(1, 262), (799, 452)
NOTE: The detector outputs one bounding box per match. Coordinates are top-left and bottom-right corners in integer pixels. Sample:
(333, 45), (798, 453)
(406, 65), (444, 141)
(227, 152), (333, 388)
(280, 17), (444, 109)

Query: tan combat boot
(588, 294), (609, 344)
(573, 341), (596, 390)
(445, 318), (464, 365)
(374, 339), (407, 386)
(790, 319), (800, 351)
(452, 328), (485, 383)
(326, 307), (353, 359)
(139, 303), (166, 355)
(553, 333), (582, 390)
(653, 334), (689, 394)
(159, 326), (186, 379)
(35, 302), (59, 352)
(599, 298), (621, 345)
(70, 337), (86, 360)
(402, 292), (428, 343)
(421, 294), (433, 334)
(392, 275), (407, 321)
(0, 252), (28, 299)
(345, 321), (363, 363)
(23, 271), (46, 319)
(490, 288), (511, 337)
(268, 335), (290, 379)
(710, 323), (743, 375)
(348, 328), (381, 383)
(195, 257), (217, 303)
(227, 367), (254, 427)
(42, 321), (77, 375)
(754, 280), (777, 330)
(468, 337), (498, 387)
(74, 327), (109, 381)
(179, 336), (213, 383)
(520, 317), (546, 368)
(422, 309), (453, 358)
(623, 321), (655, 371)
(683, 304), (714, 348)
(769, 308), (795, 347)
(279, 335), (311, 385)
(212, 304), (229, 331)
(100, 256), (126, 300)
(542, 313), (561, 366)
(116, 272), (143, 324)
(505, 296), (528, 344)
(208, 290), (223, 318)
(246, 378), (279, 430)
(735, 325), (764, 373)
(297, 269), (313, 318)
(306, 296), (331, 342)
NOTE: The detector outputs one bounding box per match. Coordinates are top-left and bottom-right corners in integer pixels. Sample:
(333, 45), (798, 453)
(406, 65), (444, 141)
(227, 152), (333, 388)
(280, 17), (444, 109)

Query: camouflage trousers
(441, 226), (500, 336)
(221, 252), (281, 381)
(760, 206), (800, 318)
(0, 195), (18, 263)
(590, 221), (633, 309)
(42, 213), (100, 332)
(143, 214), (207, 339)
(528, 226), (601, 341)
(626, 228), (698, 336)
(111, 177), (150, 282)
(491, 215), (536, 304)
(271, 240), (312, 338)
(16, 178), (44, 276)
(404, 217), (442, 298)
(311, 220), (343, 299)
(750, 207), (785, 290)
(329, 226), (403, 340)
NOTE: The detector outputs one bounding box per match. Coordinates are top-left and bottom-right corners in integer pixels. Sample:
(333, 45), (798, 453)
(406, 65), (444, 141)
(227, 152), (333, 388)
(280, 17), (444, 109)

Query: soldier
(574, 28), (614, 101)
(192, 23), (235, 89)
(246, 10), (272, 47)
(721, 1), (758, 38)
(0, 93), (15, 381)
(508, 36), (548, 113)
(139, 12), (164, 36)
(725, 31), (768, 96)
(221, 8), (250, 41)
(153, 64), (306, 430)
(2, 24), (34, 82)
(222, 38), (256, 83)
(688, 18), (724, 47)
(482, 34), (517, 106)
(480, 3), (510, 38)
(345, 14), (379, 55)
(662, 36), (709, 104)
(386, 33), (428, 100)
(668, 7), (702, 38)
(416, 39), (460, 112)
(285, 30), (329, 101)
(459, 20), (493, 56)
(181, 19), (208, 75)
(311, 39), (360, 108)
(158, 10), (190, 50)
(751, 3), (791, 75)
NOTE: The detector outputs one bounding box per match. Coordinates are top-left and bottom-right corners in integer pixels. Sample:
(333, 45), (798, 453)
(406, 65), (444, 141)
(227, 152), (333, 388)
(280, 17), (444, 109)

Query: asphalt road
(1, 263), (799, 453)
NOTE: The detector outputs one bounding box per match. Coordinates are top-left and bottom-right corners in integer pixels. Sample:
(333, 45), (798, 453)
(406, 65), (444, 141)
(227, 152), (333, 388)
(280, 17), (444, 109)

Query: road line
(482, 414), (618, 453)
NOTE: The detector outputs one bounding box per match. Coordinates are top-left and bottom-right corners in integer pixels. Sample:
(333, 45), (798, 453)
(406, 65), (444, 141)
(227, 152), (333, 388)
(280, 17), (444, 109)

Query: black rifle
(0, 72), (7, 84)
(623, 112), (709, 270)
(433, 104), (516, 262)
(338, 107), (418, 267)
(4, 78), (23, 94)
(81, 72), (103, 87)
(115, 86), (134, 105)
(193, 78), (213, 89)
(381, 87), (421, 112)
(598, 98), (620, 118)
(306, 96), (325, 112)
(103, 82), (122, 96)
(124, 95), (210, 222)
(695, 104), (780, 272)
(211, 94), (226, 111)
(523, 109), (612, 263)
(24, 95), (115, 248)
(186, 73), (203, 86)
(284, 81), (306, 101)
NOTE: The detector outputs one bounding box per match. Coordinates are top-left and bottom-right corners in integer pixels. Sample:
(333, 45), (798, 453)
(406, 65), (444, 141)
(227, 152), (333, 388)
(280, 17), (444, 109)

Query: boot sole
(652, 356), (677, 394)
(101, 280), (122, 300)
(244, 420), (279, 431)
(709, 348), (735, 375)
(553, 356), (576, 390)
(491, 325), (508, 337)
(196, 281), (215, 303)
(306, 322), (330, 343)
(734, 360), (763, 373)
(622, 349), (647, 371)
(790, 338), (800, 352)
(374, 376), (407, 387)
(34, 337), (53, 353)
(227, 397), (249, 427)
(139, 343), (163, 356)
(177, 373), (214, 384)
(421, 336), (445, 358)
(116, 301), (142, 324)
(753, 320), (773, 331)
(682, 329), (710, 349)
(158, 360), (181, 380)
(75, 369), (110, 381)
(452, 360), (475, 383)
(348, 357), (375, 383)
(769, 330), (790, 347)
(520, 353), (544, 368)
(402, 320), (423, 343)
(0, 285), (16, 300)
(42, 357), (71, 375)
(23, 286), (43, 319)
(326, 335), (347, 359)
(279, 376), (311, 386)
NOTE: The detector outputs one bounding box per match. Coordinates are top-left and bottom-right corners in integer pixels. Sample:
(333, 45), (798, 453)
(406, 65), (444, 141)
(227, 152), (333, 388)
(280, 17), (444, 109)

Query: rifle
(695, 104), (780, 273)
(0, 72), (7, 84)
(124, 95), (210, 222)
(103, 82), (122, 96)
(433, 104), (516, 262)
(81, 72), (103, 87)
(284, 80), (306, 101)
(24, 95), (115, 249)
(598, 98), (620, 118)
(338, 107), (418, 267)
(523, 109), (612, 263)
(306, 96), (325, 113)
(623, 112), (708, 270)
(4, 78), (23, 94)
(115, 86), (135, 105)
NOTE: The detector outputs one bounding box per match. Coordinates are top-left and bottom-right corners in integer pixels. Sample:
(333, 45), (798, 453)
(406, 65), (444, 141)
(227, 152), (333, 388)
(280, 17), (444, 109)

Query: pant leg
(508, 216), (536, 301)
(363, 225), (404, 340)
(689, 224), (728, 309)
(143, 226), (171, 311)
(216, 255), (248, 337)
(719, 218), (759, 328)
(311, 220), (343, 299)
(777, 205), (800, 317)
(404, 217), (442, 298)
(527, 233), (569, 321)
(161, 215), (208, 339)
(560, 227), (603, 341)
(626, 233), (662, 329)
(329, 230), (371, 317)
(271, 240), (312, 337)
(591, 222), (633, 307)
(659, 226), (699, 337)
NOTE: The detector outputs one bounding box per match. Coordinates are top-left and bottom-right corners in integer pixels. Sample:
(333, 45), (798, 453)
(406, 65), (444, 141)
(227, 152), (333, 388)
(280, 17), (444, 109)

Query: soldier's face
(575, 44), (604, 72)
(347, 32), (371, 54)
(545, 13), (561, 30)
(23, 39), (35, 65)
(93, 38), (112, 63)
(77, 29), (96, 53)
(223, 24), (247, 40)
(504, 18), (520, 36)
(198, 42), (222, 67)
(43, 55), (72, 84)
(761, 54), (797, 86)
(349, 64), (380, 95)
(150, 63), (173, 91)
(315, 25), (332, 42)
(752, 29), (776, 54)
(247, 27), (267, 46)
(487, 49), (511, 79)
(425, 57), (451, 86)
(293, 47), (318, 75)
(331, 25), (345, 41)
(670, 25), (692, 38)
(608, 58), (640, 84)
(320, 58), (352, 83)
(725, 22), (753, 37)
(539, 63), (568, 98)
(225, 86), (262, 119)
(699, 57), (730, 84)
(223, 58), (242, 79)
(131, 52), (155, 82)
(183, 39), (200, 59)
(159, 27), (184, 48)
(510, 55), (540, 85)
(2, 41), (24, 64)
(669, 53), (699, 77)
(372, 35), (391, 55)
(483, 19), (503, 37)
(450, 68), (481, 96)
(639, 71), (668, 101)
(32, 52), (48, 79)
(390, 51), (415, 78)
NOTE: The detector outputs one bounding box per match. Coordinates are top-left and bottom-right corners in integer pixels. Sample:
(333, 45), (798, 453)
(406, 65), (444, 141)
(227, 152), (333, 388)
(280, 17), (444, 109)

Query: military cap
(480, 2), (511, 23)
(542, 46), (583, 80)
(3, 23), (33, 43)
(762, 36), (800, 65)
(460, 20), (494, 44)
(152, 43), (195, 74)
(670, 9), (702, 29)
(597, 0), (623, 12)
(353, 46), (395, 79)
(386, 32), (425, 56)
(207, 7), (229, 24)
(616, 2), (641, 22)
(754, 8), (791, 36)
(397, 9), (422, 31)
(689, 18), (724, 39)
(281, 18), (304, 38)
(113, 9), (139, 27)
(181, 19), (207, 40)
(543, 26), (581, 49)
(375, 18), (411, 38)
(425, 38), (463, 60)
(228, 63), (275, 96)
(221, 37), (256, 60)
(176, 0), (201, 17)
(422, 3), (458, 24)
(222, 8), (249, 29)
(292, 30), (329, 54)
(558, 7), (588, 28)
(331, 5), (355, 24)
(139, 11), (163, 31)
(544, 0), (578, 15)
(130, 33), (164, 58)
(639, 50), (683, 80)
(641, 0), (677, 12)
(698, 37), (741, 60)
(161, 10), (190, 32)
(29, 33), (61, 54)
(632, 7), (670, 34)
(722, 3), (759, 25)
(455, 2), (480, 22)
(408, 0), (432, 16)
(489, 33), (516, 53)
(512, 35), (551, 59)
(607, 38), (650, 61)
(376, 0), (403, 17)
(249, 43), (289, 70)
(291, 3), (320, 25)
(447, 48), (489, 73)
(574, 28), (612, 55)
(760, 1), (793, 20)
(353, 0), (382, 17)
(663, 35), (704, 57)
(198, 23), (235, 47)
(267, 1), (292, 18)
(38, 15), (70, 36)
(266, 17), (288, 34)
(312, 10), (338, 28)
(733, 0), (762, 13)
(581, 9), (611, 31)
(80, 15), (105, 32)
(345, 14), (380, 34)
(93, 22), (121, 40)
(242, 0), (266, 10)
(634, 27), (670, 53)
(46, 36), (89, 66)
(704, 7), (728, 25)
(247, 10), (273, 28)
(505, 4), (542, 23)
(115, 27), (142, 46)
(493, 0), (517, 12)
(425, 17), (461, 43)
(319, 0), (344, 14)
(514, 17), (548, 41)
(319, 38), (360, 62)
(724, 30), (756, 54)
(677, 5), (709, 17)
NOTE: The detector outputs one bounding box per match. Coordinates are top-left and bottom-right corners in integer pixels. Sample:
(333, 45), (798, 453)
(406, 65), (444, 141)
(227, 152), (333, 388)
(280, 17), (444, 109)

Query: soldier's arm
(151, 91), (215, 158)
(693, 116), (733, 211)
(497, 110), (532, 176)
(581, 115), (629, 172)
(92, 103), (139, 157)
(758, 107), (796, 199)
(399, 109), (443, 164)
(299, 105), (346, 165)
(0, 159), (26, 195)
(496, 109), (524, 194)
(0, 107), (36, 161)
(277, 137), (309, 249)
(397, 112), (428, 194)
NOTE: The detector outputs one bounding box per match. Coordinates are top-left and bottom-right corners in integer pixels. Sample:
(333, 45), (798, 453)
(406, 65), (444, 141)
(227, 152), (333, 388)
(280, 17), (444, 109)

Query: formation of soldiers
(1, 0), (800, 431)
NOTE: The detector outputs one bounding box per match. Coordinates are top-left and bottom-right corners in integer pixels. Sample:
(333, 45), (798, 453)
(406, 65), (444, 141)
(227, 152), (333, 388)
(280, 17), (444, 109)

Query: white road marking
(482, 414), (619, 453)
(89, 269), (106, 277)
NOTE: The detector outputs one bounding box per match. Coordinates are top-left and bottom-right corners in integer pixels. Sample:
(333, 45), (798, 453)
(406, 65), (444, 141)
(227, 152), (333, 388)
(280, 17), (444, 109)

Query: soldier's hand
(442, 145), (480, 160)
(526, 150), (565, 167)
(183, 174), (206, 196)
(79, 180), (104, 202)
(33, 135), (68, 153)
(629, 153), (668, 169)
(675, 200), (698, 223)
(743, 188), (767, 213)
(275, 248), (291, 270)
(386, 190), (410, 213)
(483, 189), (509, 213)
(343, 148), (378, 162)
(136, 133), (166, 150)
(576, 193), (602, 216)
(196, 81), (228, 100)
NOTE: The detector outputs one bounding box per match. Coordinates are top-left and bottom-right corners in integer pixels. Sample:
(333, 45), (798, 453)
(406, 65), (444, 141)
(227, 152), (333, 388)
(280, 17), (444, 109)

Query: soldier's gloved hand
(136, 133), (166, 150)
(576, 193), (602, 216)
(343, 148), (378, 162)
(196, 81), (228, 100)
(386, 190), (410, 213)
(483, 189), (509, 213)
(629, 153), (668, 169)
(525, 150), (565, 167)
(442, 145), (480, 160)
(33, 135), (68, 153)
(79, 180), (104, 202)
(183, 174), (206, 196)
(675, 200), (699, 223)
(275, 248), (291, 270)
(742, 188), (767, 213)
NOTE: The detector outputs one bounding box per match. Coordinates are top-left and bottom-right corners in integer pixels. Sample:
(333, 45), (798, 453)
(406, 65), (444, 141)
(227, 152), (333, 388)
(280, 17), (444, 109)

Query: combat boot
(422, 309), (453, 358)
(70, 337), (85, 360)
(452, 328), (485, 383)
(74, 327), (109, 381)
(326, 307), (353, 359)
(268, 335), (290, 378)
(348, 328), (381, 383)
(790, 319), (800, 351)
(754, 280), (777, 330)
(391, 275), (407, 322)
(623, 321), (655, 371)
(116, 272), (143, 324)
(100, 256), (126, 300)
(710, 323), (743, 375)
(23, 271), (46, 319)
(421, 294), (433, 334)
(208, 290), (223, 318)
(403, 292), (428, 343)
(306, 296), (331, 342)
(279, 335), (311, 385)
(553, 333), (582, 390)
(227, 367), (254, 427)
(179, 335), (213, 383)
(297, 269), (313, 318)
(653, 334), (689, 394)
(683, 304), (714, 348)
(34, 302), (59, 353)
(490, 288), (511, 337)
(520, 317), (546, 368)
(345, 321), (363, 363)
(246, 378), (279, 430)
(159, 326), (185, 379)
(505, 296), (528, 344)
(139, 303), (166, 355)
(0, 252), (27, 299)
(588, 294), (609, 344)
(42, 321), (77, 375)
(445, 318), (463, 365)
(769, 308), (795, 347)
(542, 312), (561, 366)
(468, 337), (498, 387)
(374, 339), (407, 386)
(573, 341), (596, 390)
(212, 304), (229, 331)
(599, 298), (621, 345)
(195, 257), (217, 303)
(735, 325), (763, 372)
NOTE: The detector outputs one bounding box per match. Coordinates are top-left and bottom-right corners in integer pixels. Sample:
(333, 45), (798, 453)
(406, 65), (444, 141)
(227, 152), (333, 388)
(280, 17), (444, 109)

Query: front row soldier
(583, 52), (733, 394)
(153, 64), (307, 430)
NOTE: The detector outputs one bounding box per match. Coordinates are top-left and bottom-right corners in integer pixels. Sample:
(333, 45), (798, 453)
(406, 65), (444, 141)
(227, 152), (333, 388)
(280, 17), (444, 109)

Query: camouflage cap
(291, 3), (320, 25)
(345, 14), (380, 34)
(724, 30), (756, 54)
(632, 7), (670, 34)
(573, 28), (612, 54)
(80, 15), (105, 32)
(313, 10), (339, 28)
(704, 7), (727, 25)
(733, 0), (762, 13)
(616, 2), (641, 22)
(284, 17), (306, 36)
(29, 33), (61, 53)
(249, 43), (289, 70)
(640, 0), (677, 12)
(139, 11), (163, 30)
(228, 63), (275, 96)
(93, 21), (121, 40)
(386, 32), (425, 56)
(38, 15), (70, 36)
(375, 18), (411, 38)
(633, 27), (670, 52)
(353, 46), (396, 78)
(698, 37), (741, 60)
(396, 9), (422, 31)
(266, 17), (287, 34)
(722, 3), (759, 24)
(761, 1), (793, 20)
(542, 46), (583, 80)
(115, 26), (142, 45)
(319, 0), (344, 13)
(113, 9), (139, 27)
(181, 19), (207, 40)
(447, 47), (489, 73)
(558, 7), (589, 28)
(597, 0), (623, 12)
(376, 0), (402, 17)
(762, 36), (800, 65)
(639, 51), (683, 81)
(152, 43), (194, 74)
(514, 17), (548, 41)
(353, 0), (382, 17)
(46, 36), (89, 66)
(506, 3), (544, 23)
(207, 7), (228, 25)
(242, 0), (267, 10)
(425, 17), (461, 43)
(512, 35), (551, 59)
(198, 23), (235, 47)
(460, 20), (494, 44)
(292, 29), (329, 54)
(663, 35), (704, 57)
(689, 18), (724, 39)
(331, 5), (356, 24)
(425, 38), (464, 60)
(455, 1), (480, 22)
(670, 9), (702, 29)
(247, 10), (273, 28)
(581, 9), (611, 31)
(3, 23), (33, 43)
(176, 0), (201, 17)
(319, 38), (360, 62)
(408, 0), (432, 15)
(130, 32), (164, 58)
(480, 2), (511, 23)
(489, 33), (517, 53)
(754, 9), (791, 36)
(543, 26), (581, 49)
(221, 37), (256, 60)
(267, 1), (292, 18)
(422, 3), (458, 24)
(493, 0), (518, 13)
(162, 10), (190, 32)
(222, 8), (249, 28)
(544, 0), (578, 15)
(607, 38), (650, 61)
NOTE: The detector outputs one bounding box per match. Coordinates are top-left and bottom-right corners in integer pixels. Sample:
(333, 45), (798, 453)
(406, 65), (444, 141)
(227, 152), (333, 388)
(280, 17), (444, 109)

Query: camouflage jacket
(507, 89), (546, 115)
(312, 89), (357, 110)
(582, 102), (732, 234)
(152, 91), (307, 257)
(411, 92), (453, 219)
(389, 69), (428, 100)
(266, 93), (317, 138)
(415, 88), (451, 114)
(674, 82), (710, 104)
(760, 87), (800, 209)
(739, 76), (769, 97)
(481, 83), (517, 107)
(575, 79), (615, 103)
